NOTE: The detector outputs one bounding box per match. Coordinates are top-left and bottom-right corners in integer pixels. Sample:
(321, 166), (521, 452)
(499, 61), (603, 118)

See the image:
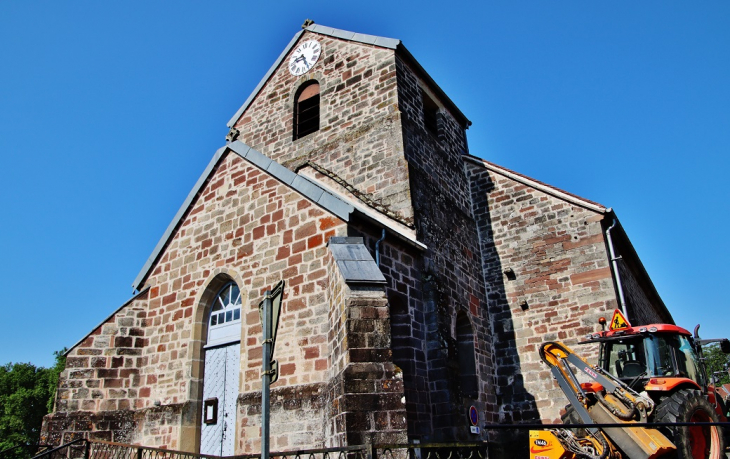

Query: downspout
(375, 228), (386, 266)
(605, 218), (628, 319)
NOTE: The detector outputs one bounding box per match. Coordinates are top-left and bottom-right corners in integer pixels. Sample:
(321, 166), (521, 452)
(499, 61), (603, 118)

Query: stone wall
(41, 291), (151, 445)
(233, 30), (497, 442)
(393, 57), (497, 441)
(466, 161), (618, 425)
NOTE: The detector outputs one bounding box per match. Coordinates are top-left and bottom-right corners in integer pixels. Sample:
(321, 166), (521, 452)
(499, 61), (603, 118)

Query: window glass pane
(646, 336), (674, 376)
(231, 285), (241, 306)
(606, 339), (646, 379)
(226, 311), (232, 322)
(220, 286), (231, 306)
(233, 309), (240, 320)
(218, 312), (225, 324)
(211, 315), (217, 326)
(675, 336), (703, 384)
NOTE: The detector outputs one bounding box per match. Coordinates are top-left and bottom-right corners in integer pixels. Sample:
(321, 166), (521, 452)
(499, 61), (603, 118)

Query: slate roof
(227, 22), (470, 130)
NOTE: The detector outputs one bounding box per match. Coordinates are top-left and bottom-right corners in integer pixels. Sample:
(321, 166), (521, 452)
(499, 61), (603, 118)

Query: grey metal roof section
(227, 140), (353, 221)
(307, 24), (400, 49)
(64, 286), (151, 356)
(132, 140), (355, 291)
(227, 24), (400, 128)
(328, 237), (387, 285)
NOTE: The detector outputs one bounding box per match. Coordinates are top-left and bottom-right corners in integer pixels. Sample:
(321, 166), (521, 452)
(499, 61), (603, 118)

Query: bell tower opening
(293, 80), (320, 140)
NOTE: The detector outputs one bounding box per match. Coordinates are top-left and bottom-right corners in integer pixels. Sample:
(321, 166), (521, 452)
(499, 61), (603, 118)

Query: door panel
(200, 344), (239, 455)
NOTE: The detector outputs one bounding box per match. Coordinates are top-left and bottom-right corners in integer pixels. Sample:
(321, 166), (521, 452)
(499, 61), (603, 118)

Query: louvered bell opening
(294, 82), (320, 140)
(296, 94), (320, 139)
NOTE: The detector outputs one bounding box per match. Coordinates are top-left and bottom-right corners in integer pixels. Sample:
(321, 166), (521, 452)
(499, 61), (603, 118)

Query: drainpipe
(605, 218), (628, 319)
(375, 228), (386, 266)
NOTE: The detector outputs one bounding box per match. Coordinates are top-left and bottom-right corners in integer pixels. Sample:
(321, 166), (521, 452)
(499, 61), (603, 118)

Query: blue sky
(1, 2), (728, 367)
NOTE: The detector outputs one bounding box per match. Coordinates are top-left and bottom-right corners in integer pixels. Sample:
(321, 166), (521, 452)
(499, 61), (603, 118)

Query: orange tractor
(532, 311), (730, 459)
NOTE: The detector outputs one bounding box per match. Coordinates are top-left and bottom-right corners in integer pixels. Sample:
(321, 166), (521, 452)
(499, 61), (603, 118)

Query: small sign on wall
(204, 398), (218, 425)
(468, 406), (480, 434)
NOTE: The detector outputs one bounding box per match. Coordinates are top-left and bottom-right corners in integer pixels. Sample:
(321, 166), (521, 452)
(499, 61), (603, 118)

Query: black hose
(595, 391), (636, 421)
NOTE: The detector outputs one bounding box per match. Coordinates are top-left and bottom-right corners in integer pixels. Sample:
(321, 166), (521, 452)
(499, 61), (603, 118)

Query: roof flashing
(327, 237), (387, 285)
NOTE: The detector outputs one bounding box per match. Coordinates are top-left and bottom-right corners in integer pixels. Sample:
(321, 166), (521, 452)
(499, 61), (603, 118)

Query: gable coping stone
(132, 141), (353, 291)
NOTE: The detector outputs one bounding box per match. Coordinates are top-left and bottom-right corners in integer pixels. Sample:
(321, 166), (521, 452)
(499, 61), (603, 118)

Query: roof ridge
(463, 154), (608, 213)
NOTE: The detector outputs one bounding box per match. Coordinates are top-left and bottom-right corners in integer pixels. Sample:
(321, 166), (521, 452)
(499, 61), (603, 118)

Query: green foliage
(46, 350), (66, 413)
(0, 349), (66, 459)
(703, 342), (730, 386)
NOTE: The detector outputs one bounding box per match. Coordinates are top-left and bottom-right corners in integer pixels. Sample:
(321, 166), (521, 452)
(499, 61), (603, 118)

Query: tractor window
(645, 335), (676, 377)
(675, 336), (704, 385)
(606, 339), (647, 379)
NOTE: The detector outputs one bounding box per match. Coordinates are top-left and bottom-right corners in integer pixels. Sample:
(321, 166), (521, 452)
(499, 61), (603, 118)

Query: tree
(703, 342), (730, 386)
(0, 350), (66, 459)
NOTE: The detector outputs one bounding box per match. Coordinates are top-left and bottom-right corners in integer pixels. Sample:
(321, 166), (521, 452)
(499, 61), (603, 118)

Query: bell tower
(226, 21), (492, 442)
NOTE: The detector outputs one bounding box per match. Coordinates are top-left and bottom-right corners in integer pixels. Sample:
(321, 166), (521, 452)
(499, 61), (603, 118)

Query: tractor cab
(581, 322), (708, 392)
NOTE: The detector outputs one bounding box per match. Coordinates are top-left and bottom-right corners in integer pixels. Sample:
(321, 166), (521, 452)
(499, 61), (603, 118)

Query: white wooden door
(201, 343), (240, 456)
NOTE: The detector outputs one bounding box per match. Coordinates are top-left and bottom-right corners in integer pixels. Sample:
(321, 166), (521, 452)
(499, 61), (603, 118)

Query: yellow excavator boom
(533, 341), (676, 459)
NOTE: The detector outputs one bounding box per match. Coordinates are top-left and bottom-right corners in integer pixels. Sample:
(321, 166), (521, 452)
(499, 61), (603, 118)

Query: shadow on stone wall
(468, 167), (540, 457)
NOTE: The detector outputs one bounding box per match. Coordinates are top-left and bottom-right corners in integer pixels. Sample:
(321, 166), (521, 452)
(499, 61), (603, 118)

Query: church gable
(47, 145), (356, 449)
(142, 148), (349, 392)
(230, 25), (413, 224)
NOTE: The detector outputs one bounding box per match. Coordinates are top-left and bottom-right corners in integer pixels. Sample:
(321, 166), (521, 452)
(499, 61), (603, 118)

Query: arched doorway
(200, 282), (242, 456)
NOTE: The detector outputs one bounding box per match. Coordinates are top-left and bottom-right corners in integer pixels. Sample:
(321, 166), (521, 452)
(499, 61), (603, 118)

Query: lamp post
(258, 280), (284, 459)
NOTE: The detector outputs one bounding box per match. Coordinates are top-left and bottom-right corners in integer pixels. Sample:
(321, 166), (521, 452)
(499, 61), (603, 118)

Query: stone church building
(41, 22), (672, 454)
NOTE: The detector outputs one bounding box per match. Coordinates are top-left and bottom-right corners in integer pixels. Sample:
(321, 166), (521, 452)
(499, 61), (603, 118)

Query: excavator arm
(533, 342), (676, 459)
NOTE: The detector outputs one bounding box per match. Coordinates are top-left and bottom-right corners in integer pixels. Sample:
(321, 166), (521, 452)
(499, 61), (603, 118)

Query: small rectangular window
(234, 309), (240, 320)
(422, 90), (440, 137)
(204, 398), (218, 425)
(226, 310), (233, 322)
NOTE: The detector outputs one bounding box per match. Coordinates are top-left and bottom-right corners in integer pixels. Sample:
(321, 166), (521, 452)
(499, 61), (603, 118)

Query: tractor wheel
(654, 388), (725, 459)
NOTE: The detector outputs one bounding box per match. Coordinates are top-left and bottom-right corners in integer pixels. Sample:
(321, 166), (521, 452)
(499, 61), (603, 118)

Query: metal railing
(30, 440), (487, 459)
(375, 443), (487, 459)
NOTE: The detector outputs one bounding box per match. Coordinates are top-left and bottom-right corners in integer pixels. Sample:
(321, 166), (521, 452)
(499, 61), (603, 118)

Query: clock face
(289, 40), (321, 76)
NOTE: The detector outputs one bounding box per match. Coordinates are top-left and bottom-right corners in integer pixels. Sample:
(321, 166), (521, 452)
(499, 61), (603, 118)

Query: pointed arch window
(293, 81), (320, 140)
(206, 282), (242, 347)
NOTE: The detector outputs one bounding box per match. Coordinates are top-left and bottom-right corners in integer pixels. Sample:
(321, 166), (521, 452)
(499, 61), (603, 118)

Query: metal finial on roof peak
(302, 19), (315, 29)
